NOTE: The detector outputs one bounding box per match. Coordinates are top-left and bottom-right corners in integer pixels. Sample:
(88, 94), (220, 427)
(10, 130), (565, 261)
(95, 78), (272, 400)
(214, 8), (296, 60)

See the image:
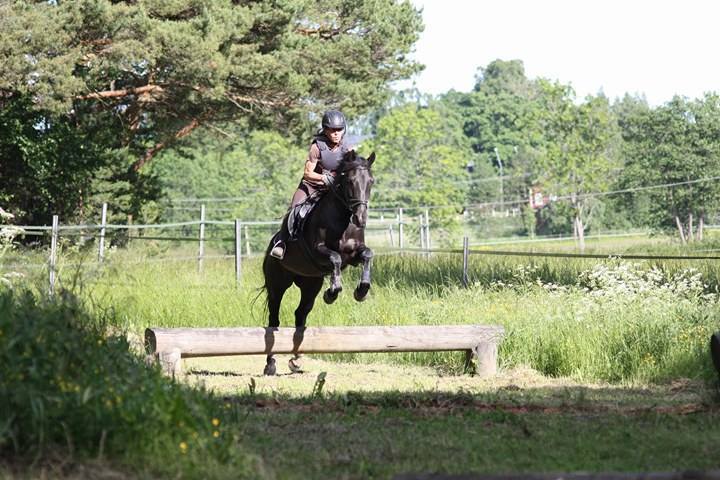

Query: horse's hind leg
(354, 246), (374, 302)
(287, 276), (323, 373)
(263, 258), (294, 375)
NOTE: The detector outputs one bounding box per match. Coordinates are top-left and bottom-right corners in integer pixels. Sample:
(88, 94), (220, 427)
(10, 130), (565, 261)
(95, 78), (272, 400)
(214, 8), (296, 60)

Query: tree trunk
(699, 215), (704, 241)
(573, 215), (578, 239)
(575, 214), (585, 252)
(675, 216), (687, 244)
(688, 213), (694, 242)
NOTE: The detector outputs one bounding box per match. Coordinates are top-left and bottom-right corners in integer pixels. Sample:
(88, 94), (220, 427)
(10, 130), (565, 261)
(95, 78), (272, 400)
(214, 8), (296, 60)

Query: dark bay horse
(261, 150), (376, 375)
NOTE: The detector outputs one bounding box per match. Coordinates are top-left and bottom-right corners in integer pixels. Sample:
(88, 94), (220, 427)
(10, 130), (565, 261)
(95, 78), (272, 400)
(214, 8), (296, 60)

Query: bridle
(329, 166), (370, 212)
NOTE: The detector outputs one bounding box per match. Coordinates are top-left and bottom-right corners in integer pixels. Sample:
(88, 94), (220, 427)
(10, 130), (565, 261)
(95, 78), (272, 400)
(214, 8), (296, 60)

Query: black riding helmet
(322, 110), (346, 130)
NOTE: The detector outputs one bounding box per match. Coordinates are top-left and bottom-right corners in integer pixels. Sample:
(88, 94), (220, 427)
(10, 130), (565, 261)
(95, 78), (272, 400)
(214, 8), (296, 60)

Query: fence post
(49, 215), (59, 296)
(244, 224), (251, 257)
(198, 204), (205, 273)
(235, 219), (242, 286)
(398, 208), (404, 251)
(425, 208), (431, 251)
(388, 224), (395, 247)
(462, 236), (469, 288)
(127, 214), (133, 247)
(419, 215), (425, 250)
(98, 202), (107, 262)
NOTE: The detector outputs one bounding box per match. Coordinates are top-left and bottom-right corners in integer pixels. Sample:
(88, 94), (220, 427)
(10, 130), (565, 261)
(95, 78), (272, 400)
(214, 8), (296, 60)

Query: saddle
(286, 191), (324, 241)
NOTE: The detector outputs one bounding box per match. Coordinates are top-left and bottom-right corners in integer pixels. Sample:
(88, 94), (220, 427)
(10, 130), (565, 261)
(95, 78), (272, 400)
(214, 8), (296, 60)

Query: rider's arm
(303, 144), (327, 186)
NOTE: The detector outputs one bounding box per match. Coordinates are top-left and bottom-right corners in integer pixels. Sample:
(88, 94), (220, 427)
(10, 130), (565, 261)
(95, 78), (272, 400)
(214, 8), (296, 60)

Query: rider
(270, 109), (353, 259)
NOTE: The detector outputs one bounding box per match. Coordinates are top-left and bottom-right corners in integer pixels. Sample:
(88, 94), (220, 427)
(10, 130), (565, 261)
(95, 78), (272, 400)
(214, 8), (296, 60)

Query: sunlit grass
(64, 239), (720, 384)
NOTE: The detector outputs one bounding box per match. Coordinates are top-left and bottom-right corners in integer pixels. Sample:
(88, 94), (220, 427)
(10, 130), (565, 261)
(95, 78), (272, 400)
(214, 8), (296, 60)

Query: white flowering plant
(0, 207), (25, 288)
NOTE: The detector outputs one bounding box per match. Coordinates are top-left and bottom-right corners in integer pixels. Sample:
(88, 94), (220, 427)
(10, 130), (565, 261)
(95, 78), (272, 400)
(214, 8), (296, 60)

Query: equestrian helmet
(322, 110), (346, 130)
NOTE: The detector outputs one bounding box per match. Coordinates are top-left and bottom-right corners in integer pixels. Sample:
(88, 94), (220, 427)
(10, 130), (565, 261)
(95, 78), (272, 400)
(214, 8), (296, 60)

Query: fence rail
(4, 202), (720, 295)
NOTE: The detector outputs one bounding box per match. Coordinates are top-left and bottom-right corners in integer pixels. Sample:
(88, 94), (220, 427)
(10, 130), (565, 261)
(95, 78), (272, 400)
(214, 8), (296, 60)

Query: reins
(329, 166), (369, 212)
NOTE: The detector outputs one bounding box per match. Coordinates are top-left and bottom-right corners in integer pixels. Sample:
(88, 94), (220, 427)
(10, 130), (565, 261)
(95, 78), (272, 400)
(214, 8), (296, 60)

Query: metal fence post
(235, 219), (242, 286)
(244, 224), (251, 257)
(398, 208), (404, 251)
(419, 215), (425, 250)
(98, 202), (107, 262)
(425, 208), (431, 251)
(198, 204), (205, 273)
(49, 215), (59, 296)
(462, 236), (469, 288)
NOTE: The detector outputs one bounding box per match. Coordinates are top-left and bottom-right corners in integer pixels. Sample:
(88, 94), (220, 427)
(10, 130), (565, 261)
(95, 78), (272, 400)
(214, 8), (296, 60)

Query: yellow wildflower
(211, 418), (220, 427)
(213, 431), (220, 438)
(179, 442), (188, 454)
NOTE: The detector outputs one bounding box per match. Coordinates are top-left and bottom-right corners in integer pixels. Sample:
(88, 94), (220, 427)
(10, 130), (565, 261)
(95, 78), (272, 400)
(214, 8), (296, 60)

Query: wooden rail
(145, 325), (505, 377)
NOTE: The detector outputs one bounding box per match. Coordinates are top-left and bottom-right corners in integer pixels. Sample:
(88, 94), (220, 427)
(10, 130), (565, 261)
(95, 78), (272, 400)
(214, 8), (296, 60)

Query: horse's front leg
(354, 246), (373, 302)
(315, 242), (343, 304)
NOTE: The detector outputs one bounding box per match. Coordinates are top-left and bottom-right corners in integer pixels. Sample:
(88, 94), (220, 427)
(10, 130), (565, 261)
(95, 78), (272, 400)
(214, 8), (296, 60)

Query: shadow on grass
(218, 383), (720, 416)
(210, 384), (720, 479)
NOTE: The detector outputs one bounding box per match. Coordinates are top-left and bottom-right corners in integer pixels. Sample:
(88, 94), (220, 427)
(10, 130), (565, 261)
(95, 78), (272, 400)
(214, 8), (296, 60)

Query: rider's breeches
(290, 181), (318, 208)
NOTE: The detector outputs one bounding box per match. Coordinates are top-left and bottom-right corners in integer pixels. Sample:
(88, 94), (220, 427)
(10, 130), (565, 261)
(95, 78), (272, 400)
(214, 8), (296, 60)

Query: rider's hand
(321, 173), (335, 187)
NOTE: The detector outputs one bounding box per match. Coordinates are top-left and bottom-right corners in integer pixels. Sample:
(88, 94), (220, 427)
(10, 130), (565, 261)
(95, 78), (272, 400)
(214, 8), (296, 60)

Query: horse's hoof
(263, 359), (277, 376)
(323, 287), (341, 304)
(288, 356), (303, 374)
(354, 282), (371, 302)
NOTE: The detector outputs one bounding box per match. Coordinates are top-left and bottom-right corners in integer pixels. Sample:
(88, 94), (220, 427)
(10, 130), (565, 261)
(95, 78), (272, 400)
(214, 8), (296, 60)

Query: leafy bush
(0, 288), (260, 478)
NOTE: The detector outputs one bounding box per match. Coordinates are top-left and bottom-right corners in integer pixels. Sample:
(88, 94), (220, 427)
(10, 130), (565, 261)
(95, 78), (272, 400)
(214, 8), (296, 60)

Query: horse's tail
(250, 237), (276, 322)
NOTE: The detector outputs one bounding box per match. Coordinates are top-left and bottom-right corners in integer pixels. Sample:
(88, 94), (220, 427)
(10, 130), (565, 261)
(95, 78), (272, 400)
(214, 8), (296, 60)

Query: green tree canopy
(534, 81), (621, 249)
(444, 60), (546, 209)
(0, 0), (422, 224)
(620, 94), (720, 240)
(364, 100), (484, 240)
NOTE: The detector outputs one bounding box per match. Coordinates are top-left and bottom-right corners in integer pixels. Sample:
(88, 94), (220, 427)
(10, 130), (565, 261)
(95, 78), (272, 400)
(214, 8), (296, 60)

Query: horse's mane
(338, 150), (371, 172)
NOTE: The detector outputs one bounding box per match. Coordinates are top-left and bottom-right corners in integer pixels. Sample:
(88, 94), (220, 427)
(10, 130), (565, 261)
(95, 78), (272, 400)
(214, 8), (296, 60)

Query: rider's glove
(321, 173), (335, 187)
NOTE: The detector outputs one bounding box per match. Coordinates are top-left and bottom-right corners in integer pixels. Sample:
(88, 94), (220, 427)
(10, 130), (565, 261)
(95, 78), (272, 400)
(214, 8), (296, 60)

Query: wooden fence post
(235, 219), (242, 286)
(49, 215), (59, 296)
(198, 204), (205, 273)
(98, 202), (107, 262)
(127, 214), (133, 247)
(462, 236), (469, 288)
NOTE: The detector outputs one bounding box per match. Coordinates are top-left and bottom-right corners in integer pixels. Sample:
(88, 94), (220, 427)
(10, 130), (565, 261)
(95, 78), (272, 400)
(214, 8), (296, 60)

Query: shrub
(0, 288), (260, 478)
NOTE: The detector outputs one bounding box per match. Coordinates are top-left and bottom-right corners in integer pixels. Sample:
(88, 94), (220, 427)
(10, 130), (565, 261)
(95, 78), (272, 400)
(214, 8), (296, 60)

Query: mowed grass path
(178, 356), (720, 479)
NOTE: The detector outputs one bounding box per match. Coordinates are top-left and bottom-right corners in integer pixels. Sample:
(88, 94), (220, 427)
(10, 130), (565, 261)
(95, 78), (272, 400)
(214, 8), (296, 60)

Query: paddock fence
(4, 202), (720, 296)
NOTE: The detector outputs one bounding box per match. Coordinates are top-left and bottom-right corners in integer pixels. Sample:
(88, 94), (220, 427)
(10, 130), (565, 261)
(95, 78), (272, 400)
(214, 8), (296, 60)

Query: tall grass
(68, 245), (720, 384)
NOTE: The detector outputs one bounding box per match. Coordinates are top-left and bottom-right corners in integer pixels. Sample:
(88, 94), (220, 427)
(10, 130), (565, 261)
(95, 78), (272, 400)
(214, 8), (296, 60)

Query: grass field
(3, 233), (720, 478)
(68, 234), (720, 384)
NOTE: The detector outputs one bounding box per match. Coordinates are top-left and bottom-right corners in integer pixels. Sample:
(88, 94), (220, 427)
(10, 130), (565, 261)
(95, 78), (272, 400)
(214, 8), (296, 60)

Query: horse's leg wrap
(264, 355), (277, 376)
(316, 243), (343, 304)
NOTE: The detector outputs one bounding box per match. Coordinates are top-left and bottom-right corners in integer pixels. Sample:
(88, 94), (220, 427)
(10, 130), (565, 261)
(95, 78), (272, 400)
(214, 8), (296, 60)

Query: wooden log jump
(145, 325), (505, 377)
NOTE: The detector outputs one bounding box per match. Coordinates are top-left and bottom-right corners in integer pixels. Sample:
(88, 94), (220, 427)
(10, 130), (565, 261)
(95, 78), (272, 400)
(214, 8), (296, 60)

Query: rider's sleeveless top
(313, 134), (351, 172)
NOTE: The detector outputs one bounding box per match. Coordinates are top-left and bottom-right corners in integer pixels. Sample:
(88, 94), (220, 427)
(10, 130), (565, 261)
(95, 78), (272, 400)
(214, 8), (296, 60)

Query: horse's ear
(367, 151), (376, 166)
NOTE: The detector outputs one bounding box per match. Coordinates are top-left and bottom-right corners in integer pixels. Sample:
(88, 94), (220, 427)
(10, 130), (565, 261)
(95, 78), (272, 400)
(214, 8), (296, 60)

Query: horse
(261, 150), (376, 375)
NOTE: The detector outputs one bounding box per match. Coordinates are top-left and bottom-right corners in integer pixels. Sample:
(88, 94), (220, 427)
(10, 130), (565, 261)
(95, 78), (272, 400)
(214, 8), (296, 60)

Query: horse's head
(337, 150), (376, 228)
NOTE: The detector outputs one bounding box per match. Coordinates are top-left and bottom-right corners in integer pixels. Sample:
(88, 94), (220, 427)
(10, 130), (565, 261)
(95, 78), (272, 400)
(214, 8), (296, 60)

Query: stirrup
(270, 241), (285, 260)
